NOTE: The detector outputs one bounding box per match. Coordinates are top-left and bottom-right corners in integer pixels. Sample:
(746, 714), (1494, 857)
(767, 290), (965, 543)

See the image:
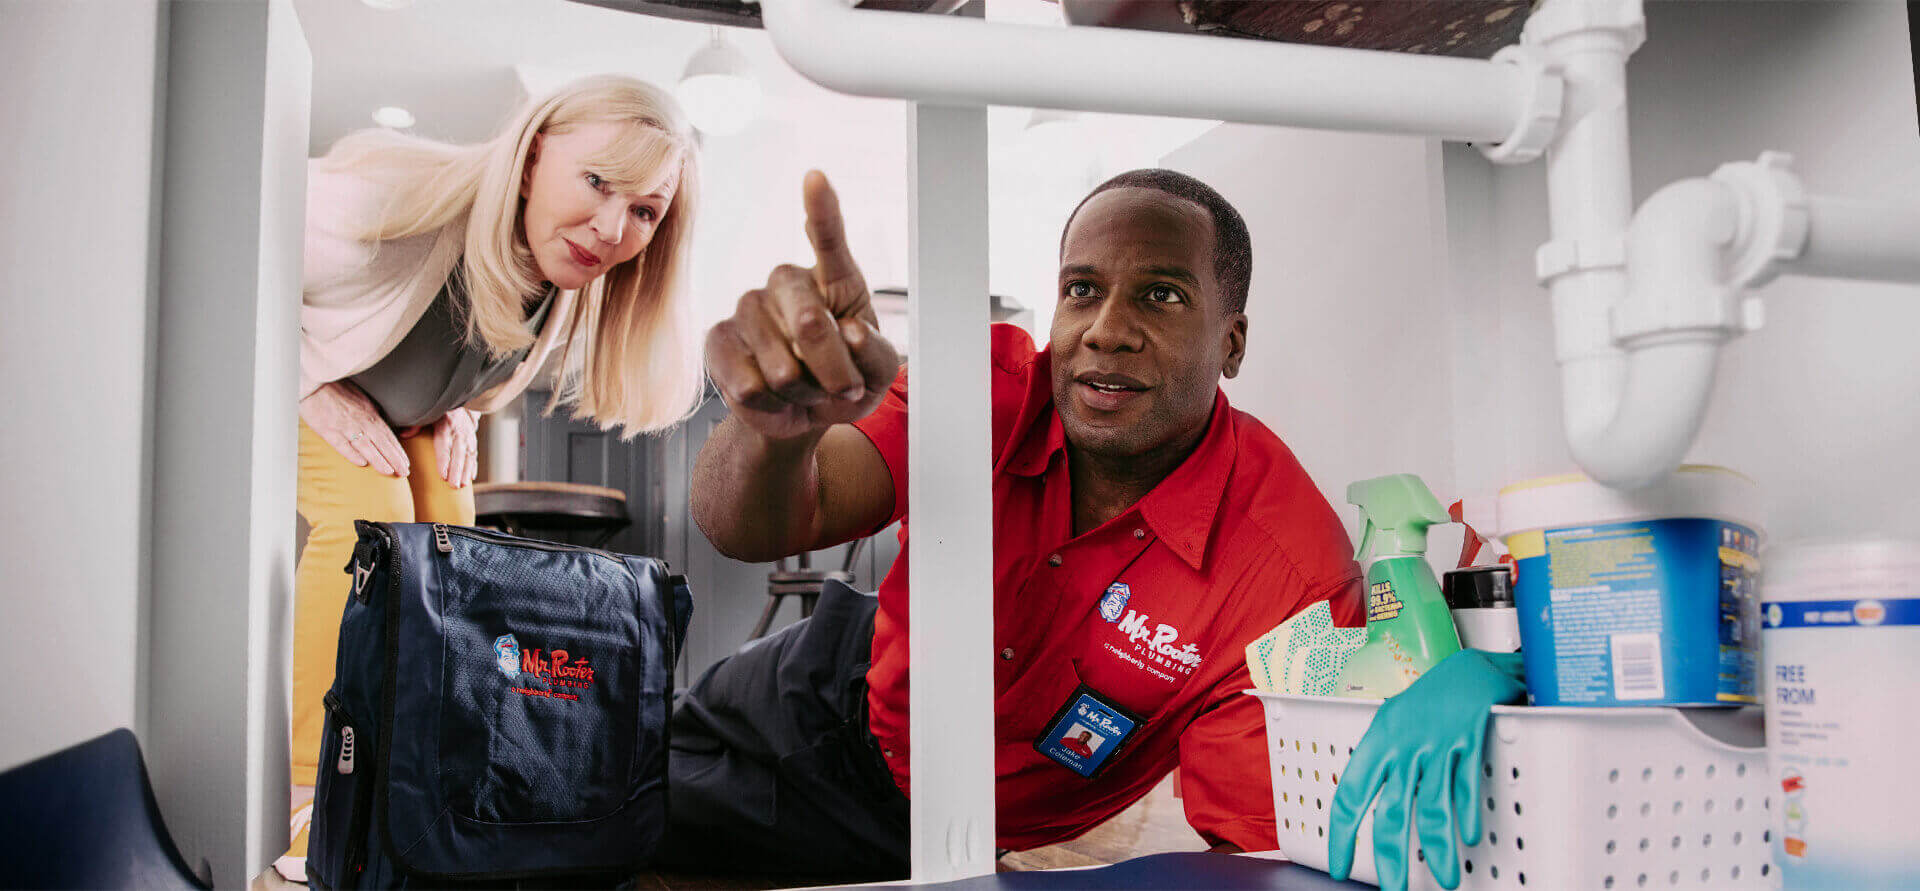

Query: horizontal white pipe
(1792, 193), (1920, 284)
(1562, 339), (1722, 491)
(762, 0), (1529, 142)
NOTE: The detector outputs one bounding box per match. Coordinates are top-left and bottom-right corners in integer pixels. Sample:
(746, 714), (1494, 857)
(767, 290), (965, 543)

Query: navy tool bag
(309, 521), (691, 889)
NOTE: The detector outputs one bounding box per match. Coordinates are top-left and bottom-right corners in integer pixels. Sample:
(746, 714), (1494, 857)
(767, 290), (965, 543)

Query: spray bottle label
(1366, 581), (1404, 622)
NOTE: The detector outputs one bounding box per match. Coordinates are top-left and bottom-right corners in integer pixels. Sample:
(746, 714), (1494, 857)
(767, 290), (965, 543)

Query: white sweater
(299, 158), (577, 413)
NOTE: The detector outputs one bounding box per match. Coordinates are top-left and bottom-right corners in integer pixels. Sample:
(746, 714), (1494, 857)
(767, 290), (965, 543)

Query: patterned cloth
(1245, 600), (1366, 696)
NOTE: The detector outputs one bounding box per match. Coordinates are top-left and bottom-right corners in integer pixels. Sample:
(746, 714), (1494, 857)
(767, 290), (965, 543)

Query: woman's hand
(301, 381), (410, 477)
(433, 408), (480, 488)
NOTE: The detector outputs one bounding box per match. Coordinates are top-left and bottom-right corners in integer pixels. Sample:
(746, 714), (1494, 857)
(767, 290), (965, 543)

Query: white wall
(0, 0), (164, 774)
(148, 1), (310, 883)
(1448, 1), (1920, 542)
(687, 84), (911, 337)
(2, 1), (310, 885)
(1164, 125), (1465, 557)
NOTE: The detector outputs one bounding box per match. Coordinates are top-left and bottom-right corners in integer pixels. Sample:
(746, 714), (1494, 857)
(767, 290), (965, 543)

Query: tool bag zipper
(431, 524), (682, 668)
(321, 687), (375, 884)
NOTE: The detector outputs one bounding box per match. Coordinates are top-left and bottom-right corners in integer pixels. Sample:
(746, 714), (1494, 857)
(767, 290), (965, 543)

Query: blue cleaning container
(1496, 466), (1763, 707)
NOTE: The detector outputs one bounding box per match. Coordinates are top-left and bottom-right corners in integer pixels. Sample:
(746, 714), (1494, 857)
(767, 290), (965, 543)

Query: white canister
(1762, 539), (1920, 889)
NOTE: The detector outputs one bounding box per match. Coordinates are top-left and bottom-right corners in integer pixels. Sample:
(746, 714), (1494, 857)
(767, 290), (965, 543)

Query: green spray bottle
(1334, 473), (1463, 699)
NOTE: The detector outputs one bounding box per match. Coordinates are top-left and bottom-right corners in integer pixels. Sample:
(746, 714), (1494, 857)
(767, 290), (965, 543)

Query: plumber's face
(519, 121), (679, 291)
(1050, 188), (1246, 460)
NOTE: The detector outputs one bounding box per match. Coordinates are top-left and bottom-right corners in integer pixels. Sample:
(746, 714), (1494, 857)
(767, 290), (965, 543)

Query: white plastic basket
(1251, 692), (1780, 890)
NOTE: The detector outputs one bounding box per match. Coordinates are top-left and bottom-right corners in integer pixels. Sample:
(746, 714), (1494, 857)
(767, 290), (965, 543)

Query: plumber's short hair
(1060, 169), (1253, 315)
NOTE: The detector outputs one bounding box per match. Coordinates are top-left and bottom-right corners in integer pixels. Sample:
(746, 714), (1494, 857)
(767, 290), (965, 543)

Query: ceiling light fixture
(1017, 108), (1098, 187)
(373, 106), (415, 129)
(359, 0), (416, 9)
(677, 27), (762, 136)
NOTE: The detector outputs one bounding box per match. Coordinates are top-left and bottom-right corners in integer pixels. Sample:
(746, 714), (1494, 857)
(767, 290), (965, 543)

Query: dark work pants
(657, 579), (910, 879)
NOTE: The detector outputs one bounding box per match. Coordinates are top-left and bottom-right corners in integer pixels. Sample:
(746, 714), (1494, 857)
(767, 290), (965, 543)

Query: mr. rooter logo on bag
(493, 633), (596, 702)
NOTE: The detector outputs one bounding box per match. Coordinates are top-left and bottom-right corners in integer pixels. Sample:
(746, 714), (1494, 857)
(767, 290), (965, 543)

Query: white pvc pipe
(761, 0), (1529, 142)
(1528, 6), (1727, 491)
(1564, 180), (1740, 489)
(1794, 193), (1920, 284)
(1562, 341), (1722, 491)
(1539, 27), (1637, 364)
(1617, 179), (1741, 341)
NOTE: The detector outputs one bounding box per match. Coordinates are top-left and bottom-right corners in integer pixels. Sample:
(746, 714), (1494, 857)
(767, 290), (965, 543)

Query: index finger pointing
(802, 170), (866, 301)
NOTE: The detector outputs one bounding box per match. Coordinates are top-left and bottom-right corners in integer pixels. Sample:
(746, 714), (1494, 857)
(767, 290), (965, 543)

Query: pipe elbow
(1618, 178), (1742, 344)
(1562, 340), (1720, 490)
(1556, 179), (1742, 490)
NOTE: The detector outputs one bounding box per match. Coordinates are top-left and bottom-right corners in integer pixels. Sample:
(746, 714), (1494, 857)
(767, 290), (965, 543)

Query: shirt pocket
(994, 653), (1085, 744)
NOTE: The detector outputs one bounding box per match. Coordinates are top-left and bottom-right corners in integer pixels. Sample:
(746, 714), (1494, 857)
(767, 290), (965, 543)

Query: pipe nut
(1711, 151), (1810, 289)
(1479, 46), (1564, 166)
(1535, 236), (1626, 283)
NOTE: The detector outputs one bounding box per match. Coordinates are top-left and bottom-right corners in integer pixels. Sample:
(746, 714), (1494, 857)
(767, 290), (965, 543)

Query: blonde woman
(280, 75), (701, 879)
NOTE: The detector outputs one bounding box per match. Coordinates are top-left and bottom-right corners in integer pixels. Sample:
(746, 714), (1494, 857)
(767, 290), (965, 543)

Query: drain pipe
(1569, 137), (1920, 488)
(1565, 178), (1743, 489)
(1520, 0), (1716, 491)
(1795, 193), (1920, 284)
(761, 0), (1539, 142)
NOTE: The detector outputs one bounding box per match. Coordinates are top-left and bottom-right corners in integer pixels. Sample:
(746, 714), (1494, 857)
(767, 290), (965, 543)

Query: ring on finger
(349, 432), (364, 442)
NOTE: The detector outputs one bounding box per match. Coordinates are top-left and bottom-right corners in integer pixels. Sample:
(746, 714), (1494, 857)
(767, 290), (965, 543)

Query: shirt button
(1047, 553), (1063, 567)
(1000, 647), (1015, 661)
(884, 748), (894, 758)
(1133, 528), (1146, 540)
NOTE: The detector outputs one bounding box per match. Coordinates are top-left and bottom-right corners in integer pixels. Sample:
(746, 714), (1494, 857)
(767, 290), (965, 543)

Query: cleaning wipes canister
(1496, 466), (1762, 707)
(1762, 539), (1920, 889)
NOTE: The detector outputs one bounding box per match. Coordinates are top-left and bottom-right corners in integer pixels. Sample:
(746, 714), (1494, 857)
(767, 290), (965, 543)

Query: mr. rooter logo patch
(493, 632), (596, 702)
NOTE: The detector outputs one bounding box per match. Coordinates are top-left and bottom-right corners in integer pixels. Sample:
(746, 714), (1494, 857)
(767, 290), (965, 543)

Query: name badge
(1033, 684), (1141, 778)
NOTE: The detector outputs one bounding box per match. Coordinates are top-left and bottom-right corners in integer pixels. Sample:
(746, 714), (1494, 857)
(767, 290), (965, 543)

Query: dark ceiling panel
(1065, 0), (1535, 59)
(564, 0), (1533, 58)
(563, 0), (948, 29)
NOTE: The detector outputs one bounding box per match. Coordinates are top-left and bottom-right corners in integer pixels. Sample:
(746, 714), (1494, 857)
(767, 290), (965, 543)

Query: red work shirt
(851, 325), (1363, 852)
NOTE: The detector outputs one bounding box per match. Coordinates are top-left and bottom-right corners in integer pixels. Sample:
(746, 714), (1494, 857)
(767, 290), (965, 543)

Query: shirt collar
(1135, 390), (1237, 570)
(1000, 350), (1238, 571)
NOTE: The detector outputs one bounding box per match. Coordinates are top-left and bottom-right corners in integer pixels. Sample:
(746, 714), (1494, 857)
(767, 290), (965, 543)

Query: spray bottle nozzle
(1347, 473), (1451, 562)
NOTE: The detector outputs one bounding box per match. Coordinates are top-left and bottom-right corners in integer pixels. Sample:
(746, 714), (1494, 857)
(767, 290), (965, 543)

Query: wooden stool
(472, 481), (630, 548)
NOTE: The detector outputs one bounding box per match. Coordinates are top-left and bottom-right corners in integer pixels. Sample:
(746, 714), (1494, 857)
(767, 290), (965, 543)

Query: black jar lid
(1444, 564), (1514, 610)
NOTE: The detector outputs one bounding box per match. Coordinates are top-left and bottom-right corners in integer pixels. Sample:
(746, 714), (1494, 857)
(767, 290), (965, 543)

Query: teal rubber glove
(1326, 649), (1527, 891)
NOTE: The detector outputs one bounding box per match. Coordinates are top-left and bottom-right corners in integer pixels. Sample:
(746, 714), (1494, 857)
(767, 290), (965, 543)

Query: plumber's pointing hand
(706, 171), (901, 442)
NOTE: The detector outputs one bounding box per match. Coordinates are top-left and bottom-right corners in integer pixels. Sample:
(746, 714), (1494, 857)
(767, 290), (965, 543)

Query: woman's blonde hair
(318, 74), (702, 435)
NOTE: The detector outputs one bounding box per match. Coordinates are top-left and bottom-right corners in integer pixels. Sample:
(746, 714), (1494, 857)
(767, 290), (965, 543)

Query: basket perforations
(1257, 694), (1780, 890)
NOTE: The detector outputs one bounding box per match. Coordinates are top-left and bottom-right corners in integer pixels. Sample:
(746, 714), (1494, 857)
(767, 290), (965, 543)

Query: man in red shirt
(662, 169), (1361, 878)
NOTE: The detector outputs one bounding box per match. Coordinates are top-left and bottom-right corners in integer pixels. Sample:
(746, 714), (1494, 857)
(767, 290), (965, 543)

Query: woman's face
(520, 120), (680, 291)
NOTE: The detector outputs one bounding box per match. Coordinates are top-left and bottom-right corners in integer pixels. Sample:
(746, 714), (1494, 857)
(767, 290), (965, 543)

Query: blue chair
(0, 728), (209, 889)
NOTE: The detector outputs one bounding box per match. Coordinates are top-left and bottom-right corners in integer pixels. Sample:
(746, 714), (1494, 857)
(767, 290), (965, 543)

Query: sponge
(1246, 600), (1367, 696)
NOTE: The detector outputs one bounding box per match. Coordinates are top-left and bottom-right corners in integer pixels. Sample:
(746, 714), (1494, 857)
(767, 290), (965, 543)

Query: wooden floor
(257, 776), (1203, 890)
(631, 775), (1205, 889)
(998, 774), (1207, 872)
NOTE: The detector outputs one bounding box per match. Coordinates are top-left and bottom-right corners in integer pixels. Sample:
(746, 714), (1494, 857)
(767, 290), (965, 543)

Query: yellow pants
(292, 420), (473, 786)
